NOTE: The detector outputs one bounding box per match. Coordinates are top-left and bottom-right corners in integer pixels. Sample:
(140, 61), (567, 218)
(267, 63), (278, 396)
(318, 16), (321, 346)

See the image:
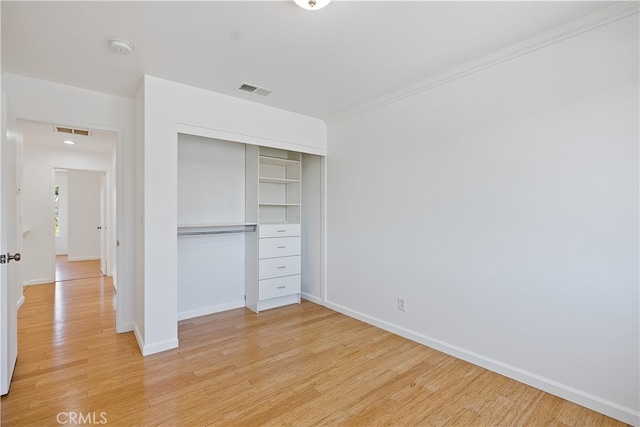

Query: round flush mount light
(293, 0), (331, 10)
(63, 140), (76, 145)
(108, 38), (134, 54)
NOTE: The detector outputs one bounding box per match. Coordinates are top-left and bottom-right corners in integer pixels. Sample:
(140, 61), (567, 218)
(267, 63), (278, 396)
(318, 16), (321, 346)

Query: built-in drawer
(259, 275), (301, 300)
(259, 256), (301, 280)
(259, 236), (301, 259)
(259, 224), (301, 238)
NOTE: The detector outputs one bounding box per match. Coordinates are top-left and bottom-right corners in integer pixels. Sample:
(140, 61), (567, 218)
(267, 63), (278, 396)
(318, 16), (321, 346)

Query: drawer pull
(277, 266), (286, 269)
(277, 246), (286, 249)
(277, 286), (286, 289)
(277, 230), (286, 232)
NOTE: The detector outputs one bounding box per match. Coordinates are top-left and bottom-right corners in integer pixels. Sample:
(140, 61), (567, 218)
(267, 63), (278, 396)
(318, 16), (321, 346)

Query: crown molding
(327, 1), (639, 125)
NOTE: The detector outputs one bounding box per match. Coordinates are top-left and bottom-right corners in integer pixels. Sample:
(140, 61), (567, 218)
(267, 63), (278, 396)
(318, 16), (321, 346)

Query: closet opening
(176, 133), (324, 321)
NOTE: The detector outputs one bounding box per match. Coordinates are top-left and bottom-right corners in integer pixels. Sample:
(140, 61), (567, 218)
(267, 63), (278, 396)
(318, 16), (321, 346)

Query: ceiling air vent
(55, 126), (92, 137)
(254, 88), (273, 97)
(238, 82), (273, 97)
(239, 83), (258, 93)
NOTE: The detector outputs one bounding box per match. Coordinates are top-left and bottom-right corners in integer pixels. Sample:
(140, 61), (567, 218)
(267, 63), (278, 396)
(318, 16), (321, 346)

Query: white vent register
(238, 82), (273, 97)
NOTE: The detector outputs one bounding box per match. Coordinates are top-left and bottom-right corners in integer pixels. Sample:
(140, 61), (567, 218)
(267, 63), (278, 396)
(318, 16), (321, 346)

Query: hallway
(1, 261), (130, 425)
(55, 255), (104, 282)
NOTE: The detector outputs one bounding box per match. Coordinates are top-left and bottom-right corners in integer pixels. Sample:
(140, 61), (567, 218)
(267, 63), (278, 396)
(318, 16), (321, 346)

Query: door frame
(19, 116), (125, 333)
(100, 172), (108, 276)
(49, 167), (111, 278)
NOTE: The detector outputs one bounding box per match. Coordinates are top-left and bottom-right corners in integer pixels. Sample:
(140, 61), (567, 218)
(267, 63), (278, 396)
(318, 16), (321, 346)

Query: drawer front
(259, 256), (301, 280)
(259, 275), (301, 300)
(259, 237), (301, 259)
(259, 224), (301, 238)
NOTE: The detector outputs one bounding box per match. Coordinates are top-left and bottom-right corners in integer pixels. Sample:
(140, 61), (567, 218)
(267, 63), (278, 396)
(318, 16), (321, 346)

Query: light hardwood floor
(1, 261), (625, 426)
(55, 255), (103, 282)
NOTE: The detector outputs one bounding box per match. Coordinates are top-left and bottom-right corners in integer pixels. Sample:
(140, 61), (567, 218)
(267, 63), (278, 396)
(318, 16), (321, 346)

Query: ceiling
(1, 1), (616, 121)
(18, 121), (117, 153)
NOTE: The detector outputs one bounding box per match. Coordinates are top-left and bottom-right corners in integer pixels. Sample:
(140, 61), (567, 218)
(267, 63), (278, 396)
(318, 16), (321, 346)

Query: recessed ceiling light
(108, 38), (133, 54)
(63, 140), (76, 145)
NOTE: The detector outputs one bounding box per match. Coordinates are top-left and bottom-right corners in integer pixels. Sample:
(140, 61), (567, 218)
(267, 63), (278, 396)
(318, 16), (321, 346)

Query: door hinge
(0, 254), (6, 264)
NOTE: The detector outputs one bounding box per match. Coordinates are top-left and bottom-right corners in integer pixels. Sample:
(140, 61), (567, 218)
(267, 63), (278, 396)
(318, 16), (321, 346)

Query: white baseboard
(66, 256), (100, 262)
(178, 300), (245, 321)
(133, 324), (144, 355)
(142, 337), (179, 356)
(301, 292), (322, 305)
(118, 322), (134, 334)
(324, 300), (639, 426)
(133, 323), (179, 356)
(257, 294), (299, 312)
(24, 278), (54, 286)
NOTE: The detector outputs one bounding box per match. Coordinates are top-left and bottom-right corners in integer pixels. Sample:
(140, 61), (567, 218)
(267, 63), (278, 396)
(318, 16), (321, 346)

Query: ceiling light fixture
(293, 0), (331, 10)
(63, 140), (76, 145)
(108, 38), (133, 54)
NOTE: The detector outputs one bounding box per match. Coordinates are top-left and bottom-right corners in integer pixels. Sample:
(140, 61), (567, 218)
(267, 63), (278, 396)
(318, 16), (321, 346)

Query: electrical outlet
(398, 296), (406, 311)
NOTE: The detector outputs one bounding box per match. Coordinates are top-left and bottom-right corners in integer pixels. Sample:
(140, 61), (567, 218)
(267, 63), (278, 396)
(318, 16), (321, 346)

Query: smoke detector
(109, 38), (133, 54)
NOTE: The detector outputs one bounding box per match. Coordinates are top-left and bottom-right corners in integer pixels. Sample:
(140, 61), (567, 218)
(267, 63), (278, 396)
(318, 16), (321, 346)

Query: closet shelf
(259, 155), (300, 166)
(177, 223), (257, 236)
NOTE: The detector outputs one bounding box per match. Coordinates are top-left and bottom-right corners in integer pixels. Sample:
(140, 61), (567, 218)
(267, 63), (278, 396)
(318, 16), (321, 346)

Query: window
(54, 185), (60, 236)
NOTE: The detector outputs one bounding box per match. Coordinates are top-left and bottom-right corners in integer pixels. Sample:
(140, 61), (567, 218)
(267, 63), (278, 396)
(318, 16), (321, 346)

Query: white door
(100, 174), (107, 276)
(1, 93), (22, 395)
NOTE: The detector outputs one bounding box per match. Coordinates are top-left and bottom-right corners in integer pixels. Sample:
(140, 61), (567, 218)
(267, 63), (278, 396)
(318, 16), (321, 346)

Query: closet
(177, 134), (323, 320)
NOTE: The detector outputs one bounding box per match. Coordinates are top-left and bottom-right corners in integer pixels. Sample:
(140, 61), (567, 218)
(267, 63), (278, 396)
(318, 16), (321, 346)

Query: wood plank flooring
(55, 255), (103, 282)
(1, 262), (625, 426)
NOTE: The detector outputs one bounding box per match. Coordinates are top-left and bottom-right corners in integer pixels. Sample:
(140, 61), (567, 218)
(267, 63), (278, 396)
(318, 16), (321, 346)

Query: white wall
(54, 171), (68, 255)
(326, 14), (638, 425)
(109, 139), (118, 286)
(4, 73), (136, 332)
(21, 143), (112, 285)
(301, 153), (324, 303)
(177, 134), (246, 319)
(138, 75), (326, 355)
(67, 170), (102, 261)
(134, 80), (145, 343)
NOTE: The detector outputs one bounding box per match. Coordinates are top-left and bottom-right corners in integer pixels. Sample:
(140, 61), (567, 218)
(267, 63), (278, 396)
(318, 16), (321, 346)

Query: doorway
(17, 121), (116, 288)
(53, 168), (109, 283)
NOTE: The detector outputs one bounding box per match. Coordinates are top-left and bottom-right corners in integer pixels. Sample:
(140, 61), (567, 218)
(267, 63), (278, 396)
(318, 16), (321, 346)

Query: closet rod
(177, 224), (257, 236)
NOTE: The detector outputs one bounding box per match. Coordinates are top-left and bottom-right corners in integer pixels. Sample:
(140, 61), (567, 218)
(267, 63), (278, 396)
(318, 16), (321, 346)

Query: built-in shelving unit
(258, 150), (301, 225)
(246, 146), (302, 313)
